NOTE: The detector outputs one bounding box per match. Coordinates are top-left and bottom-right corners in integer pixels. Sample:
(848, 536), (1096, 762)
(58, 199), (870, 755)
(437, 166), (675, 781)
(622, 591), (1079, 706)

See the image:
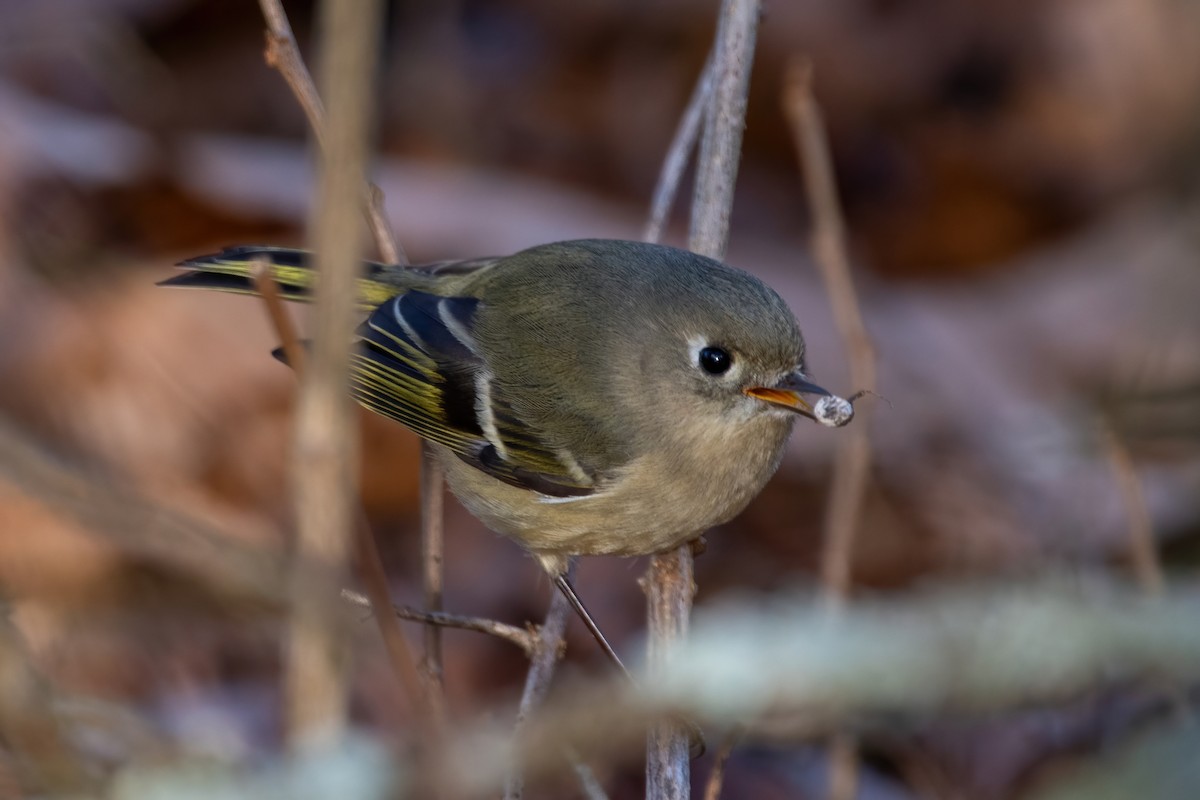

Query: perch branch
(644, 2), (762, 798)
(688, 0), (761, 261)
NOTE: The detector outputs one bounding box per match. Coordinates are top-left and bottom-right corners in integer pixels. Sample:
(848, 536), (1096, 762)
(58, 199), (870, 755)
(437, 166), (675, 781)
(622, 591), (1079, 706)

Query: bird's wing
(407, 255), (503, 277)
(352, 290), (596, 498)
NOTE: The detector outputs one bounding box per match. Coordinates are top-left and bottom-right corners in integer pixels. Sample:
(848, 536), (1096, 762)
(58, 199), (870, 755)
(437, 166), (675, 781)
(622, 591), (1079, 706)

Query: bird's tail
(159, 245), (404, 307)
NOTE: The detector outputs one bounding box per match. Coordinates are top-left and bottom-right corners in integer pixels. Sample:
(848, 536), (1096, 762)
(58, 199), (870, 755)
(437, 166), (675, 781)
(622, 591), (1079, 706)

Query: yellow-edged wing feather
(352, 291), (595, 498)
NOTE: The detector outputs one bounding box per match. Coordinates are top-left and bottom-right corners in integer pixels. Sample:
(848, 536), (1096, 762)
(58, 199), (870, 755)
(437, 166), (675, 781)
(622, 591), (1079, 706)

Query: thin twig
(352, 508), (446, 736)
(420, 446), (447, 705)
(283, 0), (387, 750)
(825, 734), (860, 800)
(783, 58), (876, 596)
(504, 570), (575, 800)
(259, 0), (425, 694)
(1096, 418), (1187, 720)
(1099, 421), (1164, 594)
(782, 58), (877, 800)
(251, 259), (307, 374)
(644, 547), (697, 800)
(367, 182), (405, 265)
(253, 0), (436, 739)
(566, 750), (611, 800)
(257, 0), (407, 266)
(644, 50), (716, 244)
(782, 66), (878, 559)
(701, 728), (742, 800)
(252, 269), (439, 738)
(258, 0), (326, 149)
(341, 589), (540, 656)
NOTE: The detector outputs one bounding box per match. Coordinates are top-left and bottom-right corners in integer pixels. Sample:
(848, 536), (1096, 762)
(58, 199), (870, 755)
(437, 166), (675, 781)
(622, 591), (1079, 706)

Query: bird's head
(636, 252), (836, 429)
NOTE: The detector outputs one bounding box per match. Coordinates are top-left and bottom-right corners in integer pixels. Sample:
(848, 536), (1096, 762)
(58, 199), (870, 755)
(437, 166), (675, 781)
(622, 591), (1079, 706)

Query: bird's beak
(744, 370), (832, 420)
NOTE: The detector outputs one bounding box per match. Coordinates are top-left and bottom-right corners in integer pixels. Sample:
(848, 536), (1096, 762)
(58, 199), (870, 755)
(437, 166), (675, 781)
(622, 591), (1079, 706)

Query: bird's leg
(552, 572), (632, 681)
(550, 565), (706, 758)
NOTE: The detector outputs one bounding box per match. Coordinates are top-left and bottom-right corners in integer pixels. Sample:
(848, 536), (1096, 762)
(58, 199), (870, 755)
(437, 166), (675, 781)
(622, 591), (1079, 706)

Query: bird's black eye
(698, 346), (732, 375)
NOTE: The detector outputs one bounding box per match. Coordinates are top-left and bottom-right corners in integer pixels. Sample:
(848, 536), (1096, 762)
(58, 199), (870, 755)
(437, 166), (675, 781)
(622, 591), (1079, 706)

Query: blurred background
(0, 0), (1198, 797)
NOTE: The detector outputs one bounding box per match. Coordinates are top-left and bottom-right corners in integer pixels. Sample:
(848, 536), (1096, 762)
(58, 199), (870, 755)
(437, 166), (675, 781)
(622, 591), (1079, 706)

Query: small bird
(162, 238), (846, 664)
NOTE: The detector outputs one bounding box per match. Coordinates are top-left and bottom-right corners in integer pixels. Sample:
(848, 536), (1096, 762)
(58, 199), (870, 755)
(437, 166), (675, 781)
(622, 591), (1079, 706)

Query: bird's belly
(433, 418), (790, 559)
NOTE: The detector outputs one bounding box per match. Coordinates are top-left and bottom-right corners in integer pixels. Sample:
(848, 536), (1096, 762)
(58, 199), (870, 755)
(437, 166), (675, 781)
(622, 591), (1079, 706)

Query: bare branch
(257, 0), (327, 149)
(688, 0), (761, 261)
(251, 0), (434, 742)
(644, 547), (697, 800)
(366, 182), (405, 265)
(256, 0), (406, 266)
(251, 259), (307, 374)
(504, 579), (574, 800)
(644, 51), (716, 244)
(341, 589), (540, 656)
(283, 0), (387, 750)
(782, 58), (878, 800)
(825, 734), (860, 800)
(1099, 421), (1164, 594)
(567, 751), (611, 800)
(252, 272), (439, 739)
(644, 2), (762, 797)
(420, 446), (447, 704)
(701, 728), (741, 800)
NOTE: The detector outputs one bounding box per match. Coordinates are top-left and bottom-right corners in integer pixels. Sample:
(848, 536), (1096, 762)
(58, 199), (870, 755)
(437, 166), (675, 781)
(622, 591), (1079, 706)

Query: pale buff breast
(432, 409), (794, 566)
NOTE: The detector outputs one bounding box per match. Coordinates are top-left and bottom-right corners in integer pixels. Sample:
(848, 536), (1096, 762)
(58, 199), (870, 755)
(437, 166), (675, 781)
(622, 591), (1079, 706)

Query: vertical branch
(825, 734), (860, 800)
(420, 446), (447, 703)
(645, 549), (696, 800)
(504, 570), (575, 800)
(285, 0), (385, 750)
(783, 59), (877, 800)
(255, 0), (440, 734)
(700, 728), (741, 800)
(688, 0), (761, 261)
(1099, 422), (1164, 594)
(645, 2), (761, 798)
(257, 263), (439, 742)
(783, 60), (877, 599)
(643, 51), (716, 244)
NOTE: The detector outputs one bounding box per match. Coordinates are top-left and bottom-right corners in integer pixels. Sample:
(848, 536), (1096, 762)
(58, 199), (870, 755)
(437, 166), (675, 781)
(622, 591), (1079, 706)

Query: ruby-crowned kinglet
(163, 239), (846, 577)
